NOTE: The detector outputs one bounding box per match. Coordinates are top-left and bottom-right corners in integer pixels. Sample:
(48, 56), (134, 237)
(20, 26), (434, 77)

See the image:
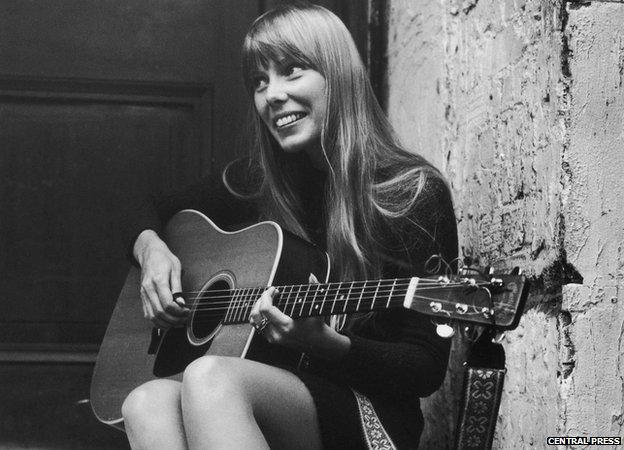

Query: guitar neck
(221, 277), (448, 325)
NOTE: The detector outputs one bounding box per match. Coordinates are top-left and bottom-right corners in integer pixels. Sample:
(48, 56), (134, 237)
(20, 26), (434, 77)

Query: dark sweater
(120, 158), (458, 449)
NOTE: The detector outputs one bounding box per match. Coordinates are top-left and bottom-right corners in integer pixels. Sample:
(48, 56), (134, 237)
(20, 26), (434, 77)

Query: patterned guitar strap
(456, 330), (506, 450)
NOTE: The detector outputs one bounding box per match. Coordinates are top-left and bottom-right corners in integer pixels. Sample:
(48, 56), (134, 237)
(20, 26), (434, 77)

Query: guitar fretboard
(221, 279), (410, 325)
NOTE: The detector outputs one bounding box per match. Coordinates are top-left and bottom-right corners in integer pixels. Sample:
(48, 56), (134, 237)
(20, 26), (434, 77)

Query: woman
(121, 3), (458, 449)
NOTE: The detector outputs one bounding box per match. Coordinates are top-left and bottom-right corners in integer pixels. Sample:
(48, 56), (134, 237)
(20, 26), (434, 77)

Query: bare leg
(122, 379), (187, 450)
(181, 356), (322, 450)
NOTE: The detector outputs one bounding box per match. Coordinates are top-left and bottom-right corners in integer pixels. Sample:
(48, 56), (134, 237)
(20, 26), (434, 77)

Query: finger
(251, 287), (281, 328)
(140, 289), (152, 320)
(154, 277), (188, 319)
(258, 288), (290, 326)
(152, 317), (173, 329)
(141, 287), (174, 328)
(249, 291), (264, 325)
(169, 261), (189, 316)
(252, 287), (276, 314)
(143, 282), (180, 325)
(308, 273), (320, 284)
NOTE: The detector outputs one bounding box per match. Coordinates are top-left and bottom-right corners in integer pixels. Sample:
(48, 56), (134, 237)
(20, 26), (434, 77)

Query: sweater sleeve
(316, 174), (458, 400)
(118, 159), (259, 261)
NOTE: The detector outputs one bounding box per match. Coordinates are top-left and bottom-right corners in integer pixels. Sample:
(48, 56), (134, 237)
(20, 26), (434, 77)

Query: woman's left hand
(249, 275), (351, 360)
(249, 285), (327, 349)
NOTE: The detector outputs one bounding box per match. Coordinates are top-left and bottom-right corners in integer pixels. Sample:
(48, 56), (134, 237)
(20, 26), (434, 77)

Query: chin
(275, 137), (313, 154)
(280, 144), (307, 153)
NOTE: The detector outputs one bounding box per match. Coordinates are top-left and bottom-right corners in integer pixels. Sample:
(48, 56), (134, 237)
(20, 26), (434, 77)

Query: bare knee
(122, 379), (180, 424)
(182, 356), (243, 404)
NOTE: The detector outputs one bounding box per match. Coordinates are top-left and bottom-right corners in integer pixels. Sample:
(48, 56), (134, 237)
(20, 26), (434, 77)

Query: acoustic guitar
(90, 209), (528, 429)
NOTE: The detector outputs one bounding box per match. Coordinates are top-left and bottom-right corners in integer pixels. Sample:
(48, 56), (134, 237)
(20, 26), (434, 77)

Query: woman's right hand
(133, 229), (190, 328)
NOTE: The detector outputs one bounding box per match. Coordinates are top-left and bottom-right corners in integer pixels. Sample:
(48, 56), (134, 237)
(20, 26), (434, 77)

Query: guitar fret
(285, 285), (296, 316)
(370, 281), (381, 310)
(275, 286), (286, 311)
(344, 281), (355, 313)
(225, 289), (239, 324)
(386, 279), (397, 308)
(242, 288), (253, 322)
(319, 283), (329, 315)
(355, 281), (366, 311)
(299, 284), (311, 317)
(237, 288), (253, 322)
(235, 288), (247, 323)
(339, 282), (348, 313)
(245, 288), (259, 321)
(319, 284), (327, 316)
(230, 288), (239, 324)
(330, 282), (339, 314)
(281, 285), (290, 315)
(234, 288), (245, 324)
(308, 284), (320, 316)
(291, 285), (303, 317)
(359, 280), (378, 312)
(332, 282), (342, 313)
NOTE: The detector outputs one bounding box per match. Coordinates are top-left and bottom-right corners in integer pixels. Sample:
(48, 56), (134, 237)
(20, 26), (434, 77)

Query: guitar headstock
(410, 267), (529, 331)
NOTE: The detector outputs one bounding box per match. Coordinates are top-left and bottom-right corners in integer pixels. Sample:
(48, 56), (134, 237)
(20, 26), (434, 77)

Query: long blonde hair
(234, 3), (439, 281)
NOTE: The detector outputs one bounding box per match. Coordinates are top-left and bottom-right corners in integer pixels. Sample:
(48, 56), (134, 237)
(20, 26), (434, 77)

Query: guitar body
(90, 210), (330, 429)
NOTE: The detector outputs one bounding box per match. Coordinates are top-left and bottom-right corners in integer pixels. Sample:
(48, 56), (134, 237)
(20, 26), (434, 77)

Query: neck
(304, 142), (330, 172)
(221, 278), (411, 325)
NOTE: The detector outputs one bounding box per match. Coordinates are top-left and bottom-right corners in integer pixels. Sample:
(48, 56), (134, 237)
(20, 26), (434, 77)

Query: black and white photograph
(1, 0), (623, 448)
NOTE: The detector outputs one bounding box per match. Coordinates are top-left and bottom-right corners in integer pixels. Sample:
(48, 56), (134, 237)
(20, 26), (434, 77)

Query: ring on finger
(253, 317), (269, 332)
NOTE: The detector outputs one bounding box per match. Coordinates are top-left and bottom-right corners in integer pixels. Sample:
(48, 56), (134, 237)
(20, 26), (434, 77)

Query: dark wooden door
(0, 0), (261, 351)
(0, 1), (378, 447)
(0, 1), (260, 447)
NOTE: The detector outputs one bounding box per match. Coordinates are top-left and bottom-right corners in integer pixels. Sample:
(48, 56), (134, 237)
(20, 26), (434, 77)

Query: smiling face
(252, 59), (327, 157)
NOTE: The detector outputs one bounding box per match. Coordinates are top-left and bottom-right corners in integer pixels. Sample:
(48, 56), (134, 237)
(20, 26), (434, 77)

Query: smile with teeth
(275, 112), (307, 128)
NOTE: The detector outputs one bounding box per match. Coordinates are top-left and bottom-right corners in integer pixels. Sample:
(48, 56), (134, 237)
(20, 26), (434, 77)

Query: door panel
(0, 1), (259, 350)
(0, 78), (212, 345)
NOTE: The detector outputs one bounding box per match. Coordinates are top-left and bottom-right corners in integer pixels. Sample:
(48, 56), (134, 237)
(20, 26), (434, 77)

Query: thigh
(185, 356), (322, 450)
(123, 379), (186, 450)
(242, 360), (322, 449)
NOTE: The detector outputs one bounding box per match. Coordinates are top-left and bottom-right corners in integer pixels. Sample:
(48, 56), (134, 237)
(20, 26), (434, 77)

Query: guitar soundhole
(190, 279), (230, 342)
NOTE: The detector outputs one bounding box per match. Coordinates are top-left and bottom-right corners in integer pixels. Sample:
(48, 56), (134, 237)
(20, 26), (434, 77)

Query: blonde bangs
(242, 10), (322, 91)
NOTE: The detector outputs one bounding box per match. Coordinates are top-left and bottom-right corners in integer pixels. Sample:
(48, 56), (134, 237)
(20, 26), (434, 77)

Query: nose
(264, 78), (288, 105)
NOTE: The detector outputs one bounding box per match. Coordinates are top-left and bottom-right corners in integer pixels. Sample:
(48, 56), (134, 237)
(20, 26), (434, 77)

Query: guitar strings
(180, 281), (492, 311)
(187, 292), (499, 325)
(175, 279), (488, 304)
(186, 286), (495, 314)
(187, 289), (489, 314)
(167, 277), (474, 296)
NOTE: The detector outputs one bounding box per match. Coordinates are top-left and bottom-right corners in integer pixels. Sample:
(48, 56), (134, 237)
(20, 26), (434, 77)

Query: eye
(285, 64), (304, 77)
(251, 75), (268, 91)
